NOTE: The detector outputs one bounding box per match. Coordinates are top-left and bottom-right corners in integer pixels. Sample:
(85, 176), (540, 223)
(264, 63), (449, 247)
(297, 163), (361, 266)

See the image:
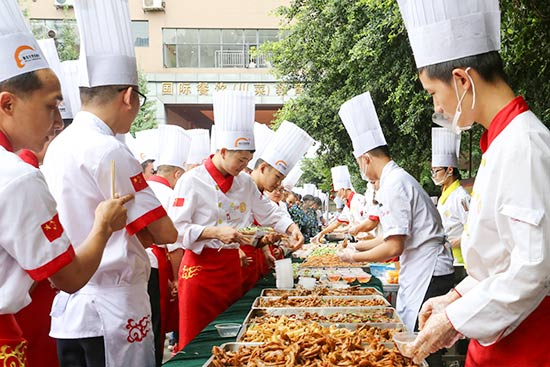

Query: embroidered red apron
(177, 248), (242, 349)
(0, 314), (27, 366)
(466, 297), (550, 367)
(240, 244), (259, 294)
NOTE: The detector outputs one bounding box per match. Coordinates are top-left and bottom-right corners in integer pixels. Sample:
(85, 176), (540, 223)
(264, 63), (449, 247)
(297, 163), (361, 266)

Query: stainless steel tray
(260, 286), (383, 297)
(252, 295), (390, 308)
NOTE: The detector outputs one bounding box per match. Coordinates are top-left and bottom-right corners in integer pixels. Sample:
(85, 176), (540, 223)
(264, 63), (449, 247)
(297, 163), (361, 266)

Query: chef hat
(210, 125), (218, 154)
(37, 39), (73, 119)
(247, 122), (275, 170)
(61, 60), (81, 117)
(303, 183), (317, 196)
(0, 0), (49, 83)
(74, 0), (138, 87)
(134, 128), (159, 164)
(282, 165), (303, 191)
(397, 0), (500, 68)
(186, 129), (211, 165)
(260, 121), (314, 176)
(213, 91), (255, 151)
(339, 92), (387, 158)
(432, 127), (461, 168)
(331, 165), (353, 191)
(156, 125), (191, 170)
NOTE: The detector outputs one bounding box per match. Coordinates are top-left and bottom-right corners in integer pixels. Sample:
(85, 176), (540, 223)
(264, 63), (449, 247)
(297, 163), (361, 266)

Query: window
(131, 21), (149, 47)
(162, 28), (281, 68)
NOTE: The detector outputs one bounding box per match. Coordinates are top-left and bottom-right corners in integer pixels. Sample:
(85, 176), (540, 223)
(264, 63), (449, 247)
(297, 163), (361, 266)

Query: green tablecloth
(163, 271), (383, 366)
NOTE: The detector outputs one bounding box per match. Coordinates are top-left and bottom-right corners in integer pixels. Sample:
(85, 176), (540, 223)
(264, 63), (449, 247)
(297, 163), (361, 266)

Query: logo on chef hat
(234, 137), (251, 148)
(275, 159), (288, 173)
(14, 45), (44, 69)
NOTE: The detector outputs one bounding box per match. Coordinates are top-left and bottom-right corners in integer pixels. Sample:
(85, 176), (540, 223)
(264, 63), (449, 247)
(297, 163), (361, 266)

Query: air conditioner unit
(142, 0), (165, 11)
(54, 0), (74, 8)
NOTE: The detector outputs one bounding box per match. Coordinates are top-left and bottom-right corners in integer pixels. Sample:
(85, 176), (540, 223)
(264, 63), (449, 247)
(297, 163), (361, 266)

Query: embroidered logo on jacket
(130, 173), (148, 192)
(41, 213), (64, 242)
(173, 197), (185, 207)
(180, 265), (202, 280)
(0, 340), (27, 366)
(126, 315), (151, 343)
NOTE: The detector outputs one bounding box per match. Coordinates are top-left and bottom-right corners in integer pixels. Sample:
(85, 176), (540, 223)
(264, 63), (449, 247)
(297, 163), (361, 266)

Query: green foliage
(56, 18), (79, 62)
(262, 0), (549, 193)
(130, 72), (158, 136)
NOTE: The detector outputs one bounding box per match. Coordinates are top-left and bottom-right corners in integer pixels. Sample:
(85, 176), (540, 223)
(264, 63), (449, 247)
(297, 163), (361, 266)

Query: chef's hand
(313, 232), (325, 244)
(263, 250), (276, 269)
(348, 225), (361, 237)
(287, 224), (304, 251)
(94, 194), (134, 234)
(418, 289), (461, 329)
(238, 248), (253, 267)
(216, 227), (251, 246)
(272, 246), (283, 259)
(336, 247), (356, 263)
(449, 237), (461, 249)
(409, 313), (461, 363)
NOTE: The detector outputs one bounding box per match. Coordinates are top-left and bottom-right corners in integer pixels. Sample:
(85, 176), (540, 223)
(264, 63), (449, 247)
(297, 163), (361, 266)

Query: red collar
(480, 96), (529, 153)
(18, 149), (39, 168)
(205, 155), (234, 193)
(345, 191), (355, 209)
(0, 131), (14, 152)
(147, 175), (171, 188)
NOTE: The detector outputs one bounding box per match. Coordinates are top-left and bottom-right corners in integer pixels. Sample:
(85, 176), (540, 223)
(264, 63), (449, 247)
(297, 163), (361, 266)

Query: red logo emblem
(173, 197), (185, 207)
(126, 315), (151, 343)
(130, 173), (148, 192)
(41, 213), (64, 242)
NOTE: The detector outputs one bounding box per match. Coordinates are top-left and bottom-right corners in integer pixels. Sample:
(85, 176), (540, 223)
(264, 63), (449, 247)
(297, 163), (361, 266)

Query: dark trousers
(56, 336), (105, 367)
(147, 268), (162, 367)
(416, 272), (455, 367)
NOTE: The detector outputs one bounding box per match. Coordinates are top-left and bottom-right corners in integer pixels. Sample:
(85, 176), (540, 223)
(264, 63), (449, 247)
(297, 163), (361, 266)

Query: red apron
(14, 281), (58, 367)
(240, 244), (259, 294)
(466, 297), (550, 367)
(177, 248), (242, 350)
(0, 314), (27, 366)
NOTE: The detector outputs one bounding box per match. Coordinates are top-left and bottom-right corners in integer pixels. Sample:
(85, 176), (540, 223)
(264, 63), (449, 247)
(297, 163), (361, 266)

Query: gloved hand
(409, 312), (462, 364)
(418, 289), (461, 329)
(336, 247), (356, 263)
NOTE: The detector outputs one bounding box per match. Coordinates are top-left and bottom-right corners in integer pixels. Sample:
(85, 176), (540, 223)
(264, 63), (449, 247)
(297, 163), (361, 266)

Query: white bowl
(215, 323), (241, 338)
(298, 276), (316, 289)
(393, 331), (418, 357)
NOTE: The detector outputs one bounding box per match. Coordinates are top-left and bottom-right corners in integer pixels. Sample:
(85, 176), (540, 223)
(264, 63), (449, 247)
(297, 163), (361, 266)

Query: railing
(215, 50), (270, 68)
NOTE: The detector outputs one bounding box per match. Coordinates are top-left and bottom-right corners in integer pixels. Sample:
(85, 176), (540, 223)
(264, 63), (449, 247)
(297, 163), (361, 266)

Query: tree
(262, 0), (549, 195)
(130, 71), (158, 136)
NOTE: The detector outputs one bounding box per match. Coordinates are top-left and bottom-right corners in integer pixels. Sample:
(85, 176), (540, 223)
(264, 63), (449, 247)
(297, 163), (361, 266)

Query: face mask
(360, 170), (368, 181)
(432, 171), (451, 186)
(432, 67), (476, 135)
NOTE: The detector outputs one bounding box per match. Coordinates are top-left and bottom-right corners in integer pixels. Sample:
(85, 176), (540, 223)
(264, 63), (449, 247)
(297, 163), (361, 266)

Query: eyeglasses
(118, 87), (147, 108)
(431, 168), (445, 176)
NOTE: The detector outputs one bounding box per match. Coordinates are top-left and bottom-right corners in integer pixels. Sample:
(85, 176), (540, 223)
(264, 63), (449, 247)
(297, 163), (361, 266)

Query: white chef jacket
(447, 109), (550, 345)
(43, 112), (165, 366)
(337, 192), (366, 225)
(168, 160), (294, 255)
(437, 182), (470, 241)
(377, 160), (454, 330)
(0, 145), (75, 314)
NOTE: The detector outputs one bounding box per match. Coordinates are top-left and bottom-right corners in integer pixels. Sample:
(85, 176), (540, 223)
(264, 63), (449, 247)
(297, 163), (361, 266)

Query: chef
(168, 91), (303, 349)
(43, 0), (178, 366)
(337, 92), (455, 351)
(397, 0), (550, 365)
(315, 165), (366, 242)
(0, 1), (132, 365)
(146, 124), (190, 366)
(431, 127), (470, 267)
(185, 128), (210, 170)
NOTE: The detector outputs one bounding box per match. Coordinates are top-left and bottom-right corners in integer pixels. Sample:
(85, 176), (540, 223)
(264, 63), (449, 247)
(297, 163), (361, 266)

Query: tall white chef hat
(210, 125), (217, 154)
(303, 183), (317, 196)
(61, 60), (81, 118)
(213, 91), (255, 151)
(37, 39), (72, 119)
(0, 0), (50, 83)
(248, 122), (275, 170)
(432, 127), (461, 168)
(282, 165), (303, 191)
(186, 129), (210, 165)
(74, 0), (138, 87)
(331, 165), (353, 191)
(397, 0), (501, 68)
(339, 92), (387, 158)
(134, 128), (159, 164)
(156, 125), (191, 170)
(260, 121), (314, 176)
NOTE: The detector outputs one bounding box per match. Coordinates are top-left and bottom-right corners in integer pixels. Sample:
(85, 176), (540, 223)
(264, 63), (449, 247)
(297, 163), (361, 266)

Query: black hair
(419, 51), (508, 84)
(302, 194), (315, 202)
(449, 166), (462, 181)
(80, 85), (128, 105)
(367, 145), (391, 158)
(254, 158), (266, 170)
(313, 197), (322, 207)
(0, 71), (43, 98)
(141, 159), (155, 171)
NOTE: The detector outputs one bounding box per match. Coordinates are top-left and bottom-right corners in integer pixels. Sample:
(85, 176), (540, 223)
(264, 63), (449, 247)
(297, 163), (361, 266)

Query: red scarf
(205, 155), (234, 193)
(147, 174), (171, 188)
(0, 131), (14, 152)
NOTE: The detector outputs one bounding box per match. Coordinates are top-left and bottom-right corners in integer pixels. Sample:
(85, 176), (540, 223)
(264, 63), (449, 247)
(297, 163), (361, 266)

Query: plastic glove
(418, 289), (461, 329)
(336, 247), (356, 263)
(409, 312), (461, 364)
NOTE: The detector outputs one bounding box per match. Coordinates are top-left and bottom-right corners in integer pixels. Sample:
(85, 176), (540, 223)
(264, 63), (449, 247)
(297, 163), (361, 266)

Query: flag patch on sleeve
(130, 173), (148, 192)
(173, 198), (185, 207)
(41, 213), (64, 242)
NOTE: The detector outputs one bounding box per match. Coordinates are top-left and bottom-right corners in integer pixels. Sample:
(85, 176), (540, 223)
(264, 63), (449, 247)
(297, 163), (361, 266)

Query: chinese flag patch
(130, 173), (148, 192)
(173, 198), (185, 207)
(41, 213), (64, 242)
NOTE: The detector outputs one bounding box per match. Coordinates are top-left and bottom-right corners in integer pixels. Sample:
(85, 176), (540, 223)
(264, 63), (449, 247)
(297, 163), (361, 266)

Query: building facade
(23, 0), (296, 129)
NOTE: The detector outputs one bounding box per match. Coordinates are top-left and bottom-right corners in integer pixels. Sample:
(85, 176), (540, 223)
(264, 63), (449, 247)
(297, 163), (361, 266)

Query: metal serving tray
(260, 286), (383, 297)
(252, 295), (390, 308)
